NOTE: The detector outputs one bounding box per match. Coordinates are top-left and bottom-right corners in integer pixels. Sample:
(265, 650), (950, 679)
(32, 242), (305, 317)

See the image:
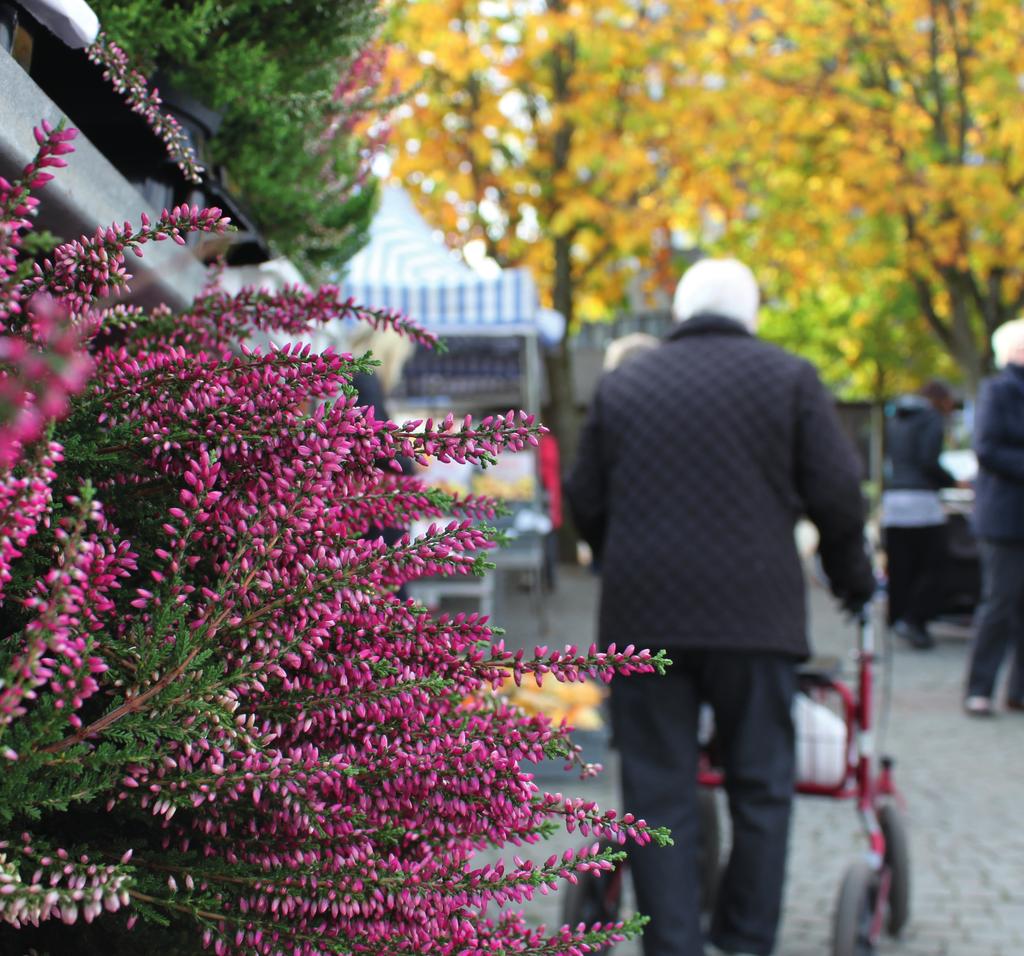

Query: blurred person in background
(567, 258), (875, 956)
(964, 318), (1024, 716)
(538, 431), (563, 590)
(603, 331), (661, 372)
(881, 381), (958, 650)
(349, 325), (414, 433)
(349, 327), (416, 580)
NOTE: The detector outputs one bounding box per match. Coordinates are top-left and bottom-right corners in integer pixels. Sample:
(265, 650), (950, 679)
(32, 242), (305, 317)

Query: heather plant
(0, 126), (668, 954)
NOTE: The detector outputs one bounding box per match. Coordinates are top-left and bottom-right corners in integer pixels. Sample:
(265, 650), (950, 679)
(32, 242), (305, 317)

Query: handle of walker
(843, 596), (877, 654)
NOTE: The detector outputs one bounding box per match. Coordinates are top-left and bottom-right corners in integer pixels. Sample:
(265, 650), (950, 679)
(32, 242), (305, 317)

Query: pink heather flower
(85, 34), (205, 184)
(0, 123), (666, 956)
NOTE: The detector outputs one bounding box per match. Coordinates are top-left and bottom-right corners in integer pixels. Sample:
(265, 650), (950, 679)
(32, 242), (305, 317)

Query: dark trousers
(966, 539), (1024, 702)
(884, 524), (948, 628)
(610, 651), (798, 956)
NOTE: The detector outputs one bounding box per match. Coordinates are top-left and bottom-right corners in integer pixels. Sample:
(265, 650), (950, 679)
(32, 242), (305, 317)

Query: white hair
(671, 258), (760, 331)
(992, 318), (1024, 369)
(603, 332), (660, 371)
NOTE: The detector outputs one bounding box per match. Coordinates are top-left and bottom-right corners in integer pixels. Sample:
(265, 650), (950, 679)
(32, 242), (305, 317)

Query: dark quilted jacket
(884, 395), (955, 491)
(566, 315), (874, 658)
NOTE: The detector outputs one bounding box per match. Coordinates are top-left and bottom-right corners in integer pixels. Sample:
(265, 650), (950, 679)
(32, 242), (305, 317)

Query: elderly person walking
(881, 381), (958, 650)
(964, 318), (1024, 716)
(567, 258), (875, 956)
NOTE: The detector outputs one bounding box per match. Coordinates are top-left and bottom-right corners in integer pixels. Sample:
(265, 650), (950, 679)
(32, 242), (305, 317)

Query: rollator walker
(562, 609), (911, 956)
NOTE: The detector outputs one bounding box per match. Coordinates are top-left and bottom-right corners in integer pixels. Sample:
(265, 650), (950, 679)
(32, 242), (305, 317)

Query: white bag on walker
(794, 692), (848, 787)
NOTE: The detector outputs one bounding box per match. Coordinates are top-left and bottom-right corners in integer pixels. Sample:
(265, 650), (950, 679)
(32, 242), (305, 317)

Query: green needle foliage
(88, 0), (390, 277)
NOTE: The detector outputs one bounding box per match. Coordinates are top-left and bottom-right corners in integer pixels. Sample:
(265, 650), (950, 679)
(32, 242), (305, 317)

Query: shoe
(1006, 699), (1024, 712)
(893, 619), (935, 650)
(964, 696), (994, 717)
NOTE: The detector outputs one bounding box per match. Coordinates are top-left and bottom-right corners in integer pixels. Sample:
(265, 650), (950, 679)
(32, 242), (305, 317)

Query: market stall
(337, 188), (562, 629)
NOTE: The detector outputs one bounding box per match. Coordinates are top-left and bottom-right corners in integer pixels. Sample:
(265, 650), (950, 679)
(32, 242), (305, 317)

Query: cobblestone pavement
(485, 565), (1024, 956)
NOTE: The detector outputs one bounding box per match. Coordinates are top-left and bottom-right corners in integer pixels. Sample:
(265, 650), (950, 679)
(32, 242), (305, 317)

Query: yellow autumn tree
(386, 0), (1014, 411)
(384, 1), (731, 453)
(696, 0), (1024, 391)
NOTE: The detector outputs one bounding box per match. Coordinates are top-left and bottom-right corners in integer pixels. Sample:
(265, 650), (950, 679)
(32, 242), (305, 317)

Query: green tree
(90, 0), (388, 276)
(759, 278), (959, 402)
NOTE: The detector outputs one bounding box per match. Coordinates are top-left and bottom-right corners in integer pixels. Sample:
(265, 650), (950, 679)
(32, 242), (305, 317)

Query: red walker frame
(697, 612), (907, 953)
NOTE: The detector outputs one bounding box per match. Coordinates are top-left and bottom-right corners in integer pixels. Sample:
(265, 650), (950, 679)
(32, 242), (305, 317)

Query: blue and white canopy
(339, 188), (549, 339)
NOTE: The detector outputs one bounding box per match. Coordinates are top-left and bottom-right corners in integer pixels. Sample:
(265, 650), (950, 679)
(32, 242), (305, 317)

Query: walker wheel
(832, 861), (879, 956)
(879, 803), (911, 935)
(697, 786), (721, 915)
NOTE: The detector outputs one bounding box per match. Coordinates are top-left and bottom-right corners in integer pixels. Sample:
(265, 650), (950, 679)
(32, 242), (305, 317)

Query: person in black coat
(350, 327), (415, 558)
(964, 319), (1024, 716)
(881, 382), (957, 650)
(567, 258), (875, 956)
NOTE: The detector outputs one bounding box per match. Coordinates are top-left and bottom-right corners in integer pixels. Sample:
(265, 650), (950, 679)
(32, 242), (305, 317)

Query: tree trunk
(914, 272), (989, 397)
(946, 281), (987, 396)
(542, 19), (581, 562)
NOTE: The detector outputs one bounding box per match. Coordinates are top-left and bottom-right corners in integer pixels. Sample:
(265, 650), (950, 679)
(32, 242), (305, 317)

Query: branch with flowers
(86, 33), (205, 185)
(0, 125), (668, 955)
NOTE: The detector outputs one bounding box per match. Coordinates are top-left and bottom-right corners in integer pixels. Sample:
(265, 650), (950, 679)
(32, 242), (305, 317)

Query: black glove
(839, 589), (873, 619)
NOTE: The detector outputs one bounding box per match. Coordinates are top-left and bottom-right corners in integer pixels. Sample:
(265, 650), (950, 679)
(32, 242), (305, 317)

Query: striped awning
(339, 188), (541, 336)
